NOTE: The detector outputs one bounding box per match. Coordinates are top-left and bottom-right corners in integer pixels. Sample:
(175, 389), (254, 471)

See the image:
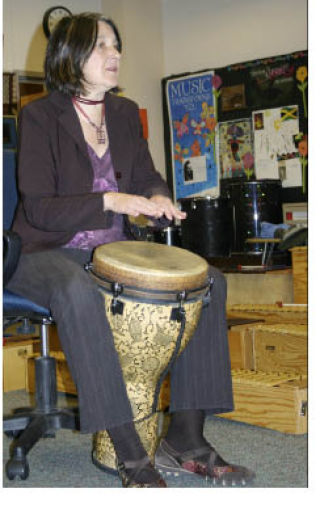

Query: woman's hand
(150, 195), (187, 221)
(103, 192), (166, 218)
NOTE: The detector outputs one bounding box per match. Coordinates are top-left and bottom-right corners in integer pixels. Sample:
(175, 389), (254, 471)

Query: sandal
(117, 455), (167, 488)
(155, 439), (255, 486)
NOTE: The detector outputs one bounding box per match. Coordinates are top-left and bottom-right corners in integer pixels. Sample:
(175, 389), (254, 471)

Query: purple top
(64, 145), (126, 250)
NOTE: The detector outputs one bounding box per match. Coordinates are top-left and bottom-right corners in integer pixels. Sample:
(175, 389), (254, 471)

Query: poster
(247, 61), (296, 110)
(218, 119), (254, 179)
(165, 71), (219, 201)
(221, 84), (246, 112)
(253, 105), (301, 187)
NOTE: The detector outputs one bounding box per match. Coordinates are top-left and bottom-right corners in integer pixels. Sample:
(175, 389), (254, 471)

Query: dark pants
(7, 248), (233, 433)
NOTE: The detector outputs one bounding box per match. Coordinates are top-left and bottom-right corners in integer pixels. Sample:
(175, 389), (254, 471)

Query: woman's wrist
(103, 192), (115, 211)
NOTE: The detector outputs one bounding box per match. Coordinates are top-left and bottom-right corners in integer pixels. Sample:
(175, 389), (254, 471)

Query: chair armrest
(3, 230), (22, 286)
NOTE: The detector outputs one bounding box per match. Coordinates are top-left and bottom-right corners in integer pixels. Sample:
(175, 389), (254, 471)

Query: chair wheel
(6, 456), (30, 480)
(4, 430), (23, 439)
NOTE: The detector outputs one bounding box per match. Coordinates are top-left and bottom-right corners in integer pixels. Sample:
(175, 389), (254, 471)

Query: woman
(8, 12), (254, 487)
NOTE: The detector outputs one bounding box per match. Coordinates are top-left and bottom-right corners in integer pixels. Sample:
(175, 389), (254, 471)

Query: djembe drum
(88, 241), (210, 472)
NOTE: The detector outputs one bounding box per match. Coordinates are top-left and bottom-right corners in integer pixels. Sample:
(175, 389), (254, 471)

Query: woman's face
(82, 21), (121, 97)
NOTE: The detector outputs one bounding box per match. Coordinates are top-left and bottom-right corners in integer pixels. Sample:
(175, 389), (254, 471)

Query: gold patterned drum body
(90, 241), (209, 471)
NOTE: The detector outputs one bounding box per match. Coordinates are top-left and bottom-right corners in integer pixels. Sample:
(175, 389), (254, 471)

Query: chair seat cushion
(3, 289), (51, 318)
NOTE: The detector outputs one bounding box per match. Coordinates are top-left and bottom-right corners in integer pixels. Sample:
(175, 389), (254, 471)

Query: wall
(3, 0), (166, 178)
(162, 0), (308, 76)
(3, 0), (101, 72)
(101, 0), (166, 177)
(3, 0), (308, 180)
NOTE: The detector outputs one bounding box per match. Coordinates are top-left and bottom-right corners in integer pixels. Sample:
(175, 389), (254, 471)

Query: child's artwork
(218, 119), (255, 179)
(165, 71), (221, 201)
(253, 105), (301, 187)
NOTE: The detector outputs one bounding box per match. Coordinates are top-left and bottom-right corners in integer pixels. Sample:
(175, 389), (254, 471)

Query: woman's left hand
(150, 195), (187, 221)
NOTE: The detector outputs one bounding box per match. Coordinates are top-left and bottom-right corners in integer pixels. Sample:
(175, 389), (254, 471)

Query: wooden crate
(227, 303), (307, 325)
(290, 247), (308, 304)
(226, 269), (294, 305)
(47, 325), (64, 351)
(228, 324), (256, 370)
(3, 338), (40, 392)
(26, 351), (77, 396)
(159, 375), (171, 411)
(219, 369), (307, 434)
(251, 324), (307, 374)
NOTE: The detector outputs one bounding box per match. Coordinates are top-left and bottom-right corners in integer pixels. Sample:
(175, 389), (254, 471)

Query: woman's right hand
(103, 192), (165, 218)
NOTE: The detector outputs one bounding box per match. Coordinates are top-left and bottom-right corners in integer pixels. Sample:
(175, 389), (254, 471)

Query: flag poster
(165, 71), (219, 202)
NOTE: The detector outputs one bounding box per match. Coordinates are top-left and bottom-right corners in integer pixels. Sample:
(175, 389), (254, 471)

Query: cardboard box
(219, 369), (307, 434)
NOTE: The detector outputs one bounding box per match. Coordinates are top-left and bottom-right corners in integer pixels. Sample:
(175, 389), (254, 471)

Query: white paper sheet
(253, 106), (302, 187)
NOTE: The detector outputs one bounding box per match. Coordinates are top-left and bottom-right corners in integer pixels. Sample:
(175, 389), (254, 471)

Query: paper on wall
(252, 105), (301, 187)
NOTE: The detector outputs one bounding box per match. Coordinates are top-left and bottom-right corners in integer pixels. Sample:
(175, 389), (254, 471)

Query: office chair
(3, 147), (80, 480)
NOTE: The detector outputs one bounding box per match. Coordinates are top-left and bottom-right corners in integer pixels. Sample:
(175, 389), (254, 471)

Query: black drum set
(135, 179), (285, 267)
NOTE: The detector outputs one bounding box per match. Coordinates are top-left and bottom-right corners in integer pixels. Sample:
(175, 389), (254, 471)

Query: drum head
(92, 241), (208, 291)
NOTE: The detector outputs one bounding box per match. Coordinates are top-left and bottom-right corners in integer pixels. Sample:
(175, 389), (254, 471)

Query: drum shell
(179, 197), (234, 258)
(92, 290), (203, 470)
(221, 179), (283, 253)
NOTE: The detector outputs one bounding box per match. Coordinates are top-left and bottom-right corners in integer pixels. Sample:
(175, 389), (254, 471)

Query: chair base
(3, 355), (80, 480)
(4, 408), (80, 480)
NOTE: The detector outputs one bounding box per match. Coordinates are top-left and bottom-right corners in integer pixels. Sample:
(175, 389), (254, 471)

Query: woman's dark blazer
(12, 90), (170, 253)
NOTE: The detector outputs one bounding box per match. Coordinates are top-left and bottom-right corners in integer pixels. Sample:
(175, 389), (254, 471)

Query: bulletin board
(162, 50), (308, 203)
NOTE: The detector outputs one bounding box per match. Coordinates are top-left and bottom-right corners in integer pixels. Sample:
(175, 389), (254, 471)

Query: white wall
(3, 0), (101, 72)
(2, 0), (308, 179)
(162, 0), (308, 75)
